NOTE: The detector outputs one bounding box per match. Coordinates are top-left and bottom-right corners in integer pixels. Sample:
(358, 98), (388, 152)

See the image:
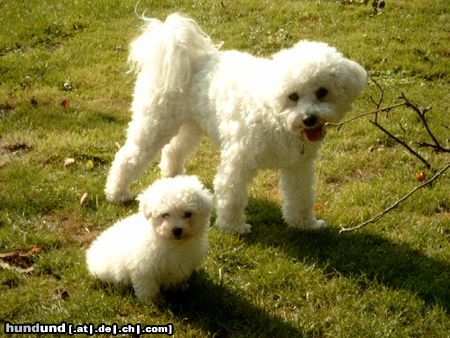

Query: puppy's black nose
(303, 114), (318, 127)
(172, 227), (183, 237)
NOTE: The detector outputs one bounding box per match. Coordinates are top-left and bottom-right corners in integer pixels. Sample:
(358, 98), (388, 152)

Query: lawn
(1, 0), (449, 337)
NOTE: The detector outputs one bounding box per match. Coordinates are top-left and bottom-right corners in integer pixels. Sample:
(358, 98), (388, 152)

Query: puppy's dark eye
(161, 213), (169, 219)
(288, 92), (300, 102)
(183, 212), (192, 219)
(316, 87), (328, 100)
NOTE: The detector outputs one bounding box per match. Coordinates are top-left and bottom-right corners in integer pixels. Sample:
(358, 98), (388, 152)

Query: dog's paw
(160, 162), (186, 178)
(216, 222), (252, 234)
(310, 219), (328, 230)
(288, 218), (328, 231)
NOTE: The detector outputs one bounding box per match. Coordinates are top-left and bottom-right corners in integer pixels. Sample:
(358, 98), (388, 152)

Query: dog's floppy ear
(338, 59), (368, 101)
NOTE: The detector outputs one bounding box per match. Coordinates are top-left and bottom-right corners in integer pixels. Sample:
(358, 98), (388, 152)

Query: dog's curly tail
(129, 13), (220, 103)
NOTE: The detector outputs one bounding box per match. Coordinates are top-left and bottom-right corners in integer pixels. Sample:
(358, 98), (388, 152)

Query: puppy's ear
(338, 59), (368, 100)
(182, 176), (213, 214)
(190, 187), (213, 215)
(197, 188), (213, 214)
(137, 193), (153, 218)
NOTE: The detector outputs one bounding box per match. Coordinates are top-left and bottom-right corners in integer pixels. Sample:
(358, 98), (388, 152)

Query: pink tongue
(305, 126), (323, 142)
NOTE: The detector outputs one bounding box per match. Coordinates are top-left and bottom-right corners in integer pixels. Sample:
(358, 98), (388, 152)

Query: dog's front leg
(132, 275), (163, 305)
(214, 151), (256, 234)
(280, 163), (327, 230)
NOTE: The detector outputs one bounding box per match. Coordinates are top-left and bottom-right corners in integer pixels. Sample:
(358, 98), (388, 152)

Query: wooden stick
(325, 102), (406, 129)
(339, 162), (450, 233)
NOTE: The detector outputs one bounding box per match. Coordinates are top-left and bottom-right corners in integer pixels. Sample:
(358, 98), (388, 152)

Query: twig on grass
(371, 77), (385, 111)
(325, 78), (408, 129)
(370, 119), (432, 169)
(399, 93), (450, 154)
(339, 162), (450, 233)
(326, 84), (447, 169)
(324, 102), (405, 129)
(369, 92), (450, 168)
(328, 80), (449, 232)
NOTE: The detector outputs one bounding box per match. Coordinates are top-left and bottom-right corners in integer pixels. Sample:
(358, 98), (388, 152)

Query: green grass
(1, 0), (449, 336)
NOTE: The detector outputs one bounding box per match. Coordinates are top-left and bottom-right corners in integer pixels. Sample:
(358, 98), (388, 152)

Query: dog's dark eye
(316, 87), (328, 100)
(183, 212), (192, 219)
(288, 92), (300, 102)
(161, 213), (169, 219)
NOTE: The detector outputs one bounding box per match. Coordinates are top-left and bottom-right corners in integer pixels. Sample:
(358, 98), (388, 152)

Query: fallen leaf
(0, 246), (44, 269)
(64, 157), (75, 167)
(415, 172), (426, 182)
(61, 98), (70, 108)
(80, 192), (89, 206)
(314, 203), (324, 211)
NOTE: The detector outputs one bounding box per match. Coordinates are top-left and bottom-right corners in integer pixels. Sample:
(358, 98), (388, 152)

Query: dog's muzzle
(303, 114), (318, 127)
(301, 114), (326, 142)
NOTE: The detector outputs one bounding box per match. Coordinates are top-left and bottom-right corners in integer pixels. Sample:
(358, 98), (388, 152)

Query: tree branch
(369, 119), (432, 169)
(329, 82), (448, 232)
(400, 93), (450, 153)
(325, 102), (405, 129)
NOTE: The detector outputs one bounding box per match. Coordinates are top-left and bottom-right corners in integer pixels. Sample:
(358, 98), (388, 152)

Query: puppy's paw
(178, 281), (190, 291)
(216, 222), (252, 234)
(136, 289), (164, 306)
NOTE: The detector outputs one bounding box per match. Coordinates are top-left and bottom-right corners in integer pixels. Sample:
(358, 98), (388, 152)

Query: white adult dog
(105, 13), (367, 234)
(87, 176), (212, 304)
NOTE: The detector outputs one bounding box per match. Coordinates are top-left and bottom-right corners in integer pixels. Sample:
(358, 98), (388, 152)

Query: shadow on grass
(91, 269), (304, 336)
(164, 271), (305, 337)
(244, 198), (450, 314)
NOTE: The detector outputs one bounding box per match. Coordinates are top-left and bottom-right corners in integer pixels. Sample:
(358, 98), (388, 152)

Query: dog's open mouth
(302, 125), (326, 142)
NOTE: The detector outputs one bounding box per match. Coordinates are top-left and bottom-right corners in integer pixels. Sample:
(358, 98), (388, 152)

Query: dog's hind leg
(214, 148), (256, 234)
(105, 114), (180, 202)
(160, 120), (203, 177)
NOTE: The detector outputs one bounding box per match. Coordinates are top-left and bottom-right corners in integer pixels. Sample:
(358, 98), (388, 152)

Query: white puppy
(104, 13), (367, 234)
(87, 175), (212, 304)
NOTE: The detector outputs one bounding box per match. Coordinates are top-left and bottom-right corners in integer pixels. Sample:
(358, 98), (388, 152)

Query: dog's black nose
(303, 114), (318, 127)
(172, 227), (183, 237)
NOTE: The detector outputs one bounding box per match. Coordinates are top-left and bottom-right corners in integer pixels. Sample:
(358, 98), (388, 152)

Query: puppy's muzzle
(172, 227), (183, 239)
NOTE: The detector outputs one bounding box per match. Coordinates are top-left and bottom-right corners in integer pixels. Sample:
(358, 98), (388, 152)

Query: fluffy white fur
(87, 175), (212, 304)
(104, 13), (367, 234)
